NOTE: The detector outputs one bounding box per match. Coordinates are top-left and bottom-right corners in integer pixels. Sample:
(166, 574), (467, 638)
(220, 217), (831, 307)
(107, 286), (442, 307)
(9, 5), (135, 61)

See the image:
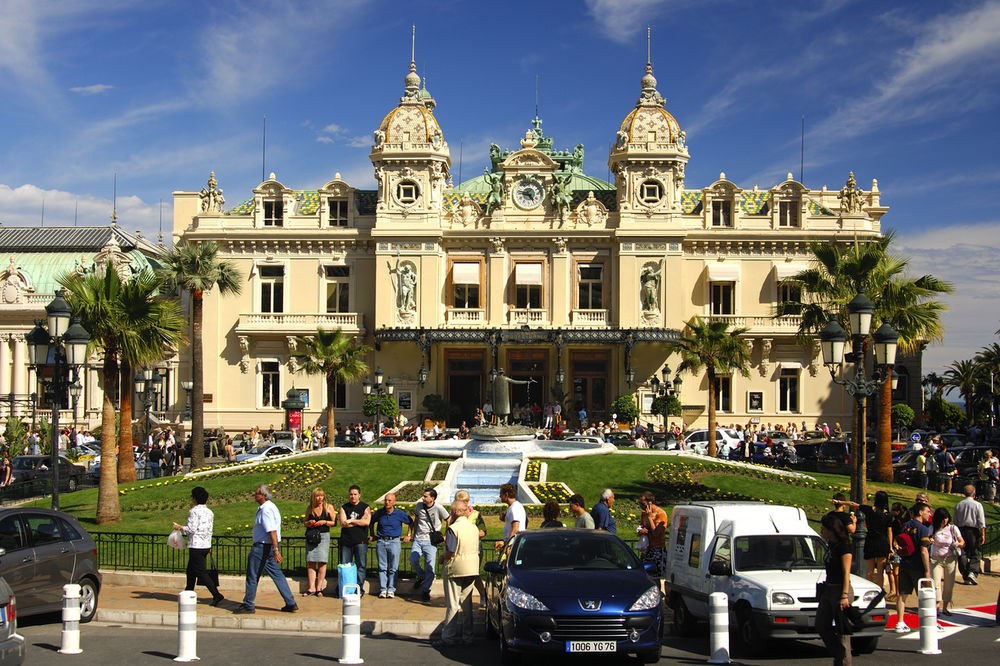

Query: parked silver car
(0, 577), (24, 664)
(0, 508), (100, 623)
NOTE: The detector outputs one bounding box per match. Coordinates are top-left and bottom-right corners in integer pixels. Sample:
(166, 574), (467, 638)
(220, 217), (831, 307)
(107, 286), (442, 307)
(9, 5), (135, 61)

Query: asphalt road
(14, 616), (1000, 665)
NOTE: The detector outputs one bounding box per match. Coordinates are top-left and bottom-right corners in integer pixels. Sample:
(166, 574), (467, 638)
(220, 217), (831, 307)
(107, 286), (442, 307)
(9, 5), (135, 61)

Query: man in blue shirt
(234, 484), (298, 614)
(369, 492), (412, 598)
(893, 502), (932, 632)
(590, 488), (617, 534)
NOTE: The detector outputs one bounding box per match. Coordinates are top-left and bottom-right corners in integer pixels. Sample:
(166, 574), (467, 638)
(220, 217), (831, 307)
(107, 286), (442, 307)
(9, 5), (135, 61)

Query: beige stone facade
(172, 57), (919, 433)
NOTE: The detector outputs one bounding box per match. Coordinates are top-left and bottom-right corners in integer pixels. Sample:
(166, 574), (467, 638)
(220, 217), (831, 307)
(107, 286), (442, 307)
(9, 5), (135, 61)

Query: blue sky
(1, 0), (998, 375)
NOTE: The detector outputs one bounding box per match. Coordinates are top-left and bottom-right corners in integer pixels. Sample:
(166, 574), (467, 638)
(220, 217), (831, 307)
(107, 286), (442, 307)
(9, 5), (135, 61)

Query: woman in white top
(930, 506), (965, 615)
(173, 486), (224, 606)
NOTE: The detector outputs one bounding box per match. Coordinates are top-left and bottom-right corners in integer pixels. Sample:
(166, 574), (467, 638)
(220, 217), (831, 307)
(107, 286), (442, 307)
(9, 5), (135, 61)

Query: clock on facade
(513, 179), (545, 210)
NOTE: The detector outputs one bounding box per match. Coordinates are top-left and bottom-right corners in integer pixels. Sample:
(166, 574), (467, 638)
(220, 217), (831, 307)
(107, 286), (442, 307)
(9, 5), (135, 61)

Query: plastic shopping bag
(167, 528), (187, 550)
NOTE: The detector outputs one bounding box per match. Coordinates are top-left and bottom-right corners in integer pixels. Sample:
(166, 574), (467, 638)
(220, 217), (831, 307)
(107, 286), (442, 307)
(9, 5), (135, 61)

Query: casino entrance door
(505, 349), (547, 424)
(446, 350), (485, 426)
(570, 350), (609, 427)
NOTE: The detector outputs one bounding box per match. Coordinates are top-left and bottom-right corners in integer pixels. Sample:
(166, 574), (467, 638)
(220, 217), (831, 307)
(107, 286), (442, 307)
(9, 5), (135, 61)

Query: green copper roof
(10, 250), (158, 295)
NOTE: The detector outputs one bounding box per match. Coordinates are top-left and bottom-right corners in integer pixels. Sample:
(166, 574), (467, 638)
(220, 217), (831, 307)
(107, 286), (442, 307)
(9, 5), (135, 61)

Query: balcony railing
(706, 314), (802, 334)
(570, 309), (609, 327)
(445, 308), (485, 325)
(237, 312), (364, 334)
(508, 308), (548, 326)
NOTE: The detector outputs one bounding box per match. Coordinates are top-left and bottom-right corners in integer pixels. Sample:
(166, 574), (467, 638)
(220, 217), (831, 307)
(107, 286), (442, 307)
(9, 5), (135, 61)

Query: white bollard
(59, 583), (83, 655)
(339, 583), (364, 664)
(917, 578), (941, 655)
(707, 592), (731, 664)
(174, 590), (200, 662)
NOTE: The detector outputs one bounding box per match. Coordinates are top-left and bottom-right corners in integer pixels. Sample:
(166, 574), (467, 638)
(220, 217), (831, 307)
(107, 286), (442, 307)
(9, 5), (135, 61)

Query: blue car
(484, 529), (663, 664)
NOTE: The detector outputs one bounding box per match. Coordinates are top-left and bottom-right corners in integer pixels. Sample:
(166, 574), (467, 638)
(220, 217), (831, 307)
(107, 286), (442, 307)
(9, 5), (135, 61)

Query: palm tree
(158, 241), (241, 470)
(665, 316), (752, 457)
(291, 328), (370, 443)
(58, 267), (182, 522)
(115, 271), (185, 482)
(922, 371), (945, 401)
(944, 359), (982, 425)
(974, 342), (1000, 426)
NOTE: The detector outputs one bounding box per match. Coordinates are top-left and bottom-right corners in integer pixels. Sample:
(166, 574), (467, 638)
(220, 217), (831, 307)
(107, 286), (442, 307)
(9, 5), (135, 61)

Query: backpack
(894, 530), (916, 557)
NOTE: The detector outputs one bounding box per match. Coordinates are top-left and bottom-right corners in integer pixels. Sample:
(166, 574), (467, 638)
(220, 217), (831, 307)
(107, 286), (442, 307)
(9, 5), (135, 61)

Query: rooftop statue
(483, 167), (505, 216)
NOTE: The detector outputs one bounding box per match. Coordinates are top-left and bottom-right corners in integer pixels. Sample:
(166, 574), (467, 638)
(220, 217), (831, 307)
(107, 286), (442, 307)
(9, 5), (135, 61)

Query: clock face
(514, 180), (544, 210)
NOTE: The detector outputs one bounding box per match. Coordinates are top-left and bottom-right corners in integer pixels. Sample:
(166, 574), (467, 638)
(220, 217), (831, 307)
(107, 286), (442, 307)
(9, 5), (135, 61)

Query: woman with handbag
(172, 486), (224, 606)
(930, 507), (965, 615)
(304, 487), (337, 596)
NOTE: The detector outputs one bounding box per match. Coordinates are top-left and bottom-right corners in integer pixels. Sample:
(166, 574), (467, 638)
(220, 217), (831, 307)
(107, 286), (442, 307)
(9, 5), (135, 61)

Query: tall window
(577, 264), (603, 309)
(263, 199), (283, 226)
(779, 369), (799, 412)
(712, 200), (732, 227)
(328, 199), (348, 226)
(514, 263), (542, 308)
(452, 263), (480, 308)
(777, 281), (802, 314)
(711, 283), (734, 315)
(325, 266), (350, 313)
(778, 201), (799, 227)
(261, 361), (280, 407)
(715, 376), (732, 412)
(331, 380), (347, 409)
(891, 366), (909, 402)
(259, 265), (284, 313)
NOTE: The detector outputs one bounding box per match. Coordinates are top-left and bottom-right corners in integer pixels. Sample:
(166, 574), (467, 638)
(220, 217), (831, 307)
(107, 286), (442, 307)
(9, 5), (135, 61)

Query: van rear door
(669, 511), (707, 614)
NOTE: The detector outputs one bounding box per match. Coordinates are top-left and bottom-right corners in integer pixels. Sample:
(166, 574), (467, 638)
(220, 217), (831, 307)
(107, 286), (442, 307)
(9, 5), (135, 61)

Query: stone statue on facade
(390, 258), (418, 313)
(838, 171), (865, 214)
(491, 368), (535, 425)
(199, 171), (225, 213)
(640, 264), (661, 312)
(483, 167), (505, 215)
(550, 171), (573, 221)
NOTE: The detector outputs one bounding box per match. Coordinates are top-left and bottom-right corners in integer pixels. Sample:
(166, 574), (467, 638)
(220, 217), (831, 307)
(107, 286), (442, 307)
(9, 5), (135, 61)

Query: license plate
(566, 641), (616, 653)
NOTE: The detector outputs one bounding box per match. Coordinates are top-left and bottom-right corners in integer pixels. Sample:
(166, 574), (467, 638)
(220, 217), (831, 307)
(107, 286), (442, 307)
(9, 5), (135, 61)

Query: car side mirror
(484, 561), (505, 575)
(708, 560), (732, 576)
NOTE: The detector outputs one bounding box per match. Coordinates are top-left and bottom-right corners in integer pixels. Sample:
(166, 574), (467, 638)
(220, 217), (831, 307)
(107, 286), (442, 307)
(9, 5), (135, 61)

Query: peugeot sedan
(484, 529), (663, 664)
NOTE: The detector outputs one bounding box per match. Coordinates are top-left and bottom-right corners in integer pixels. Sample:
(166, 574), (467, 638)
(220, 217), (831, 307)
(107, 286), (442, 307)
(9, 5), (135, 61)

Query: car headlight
(506, 586), (550, 611)
(862, 590), (881, 603)
(771, 592), (795, 605)
(629, 586), (661, 611)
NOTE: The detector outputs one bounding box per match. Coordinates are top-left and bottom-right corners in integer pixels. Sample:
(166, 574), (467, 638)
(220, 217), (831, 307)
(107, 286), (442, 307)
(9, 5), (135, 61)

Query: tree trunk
(96, 356), (121, 524)
(325, 373), (336, 447)
(190, 290), (205, 470)
(117, 358), (137, 483)
(874, 368), (894, 482)
(707, 368), (717, 458)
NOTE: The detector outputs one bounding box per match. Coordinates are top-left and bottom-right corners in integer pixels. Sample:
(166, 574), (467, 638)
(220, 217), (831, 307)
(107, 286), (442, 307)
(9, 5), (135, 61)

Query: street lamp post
(134, 368), (163, 457)
(181, 380), (194, 421)
(362, 366), (394, 437)
(649, 365), (683, 438)
(819, 287), (899, 505)
(26, 289), (90, 511)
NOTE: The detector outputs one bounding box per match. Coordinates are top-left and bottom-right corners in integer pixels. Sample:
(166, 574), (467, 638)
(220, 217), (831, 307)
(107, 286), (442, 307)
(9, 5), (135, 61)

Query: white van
(664, 502), (886, 656)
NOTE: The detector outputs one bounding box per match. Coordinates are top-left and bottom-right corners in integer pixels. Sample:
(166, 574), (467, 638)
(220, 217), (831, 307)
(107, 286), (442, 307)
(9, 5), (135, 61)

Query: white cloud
(316, 136), (335, 144)
(347, 135), (370, 148)
(0, 182), (168, 240)
(584, 0), (667, 44)
(69, 83), (113, 95)
(895, 221), (1000, 373)
(322, 123), (345, 134)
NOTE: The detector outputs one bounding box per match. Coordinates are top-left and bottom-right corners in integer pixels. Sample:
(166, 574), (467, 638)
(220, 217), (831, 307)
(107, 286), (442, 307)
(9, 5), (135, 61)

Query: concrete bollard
(917, 578), (941, 655)
(174, 590), (200, 662)
(59, 583), (83, 655)
(707, 592), (731, 664)
(339, 583), (364, 664)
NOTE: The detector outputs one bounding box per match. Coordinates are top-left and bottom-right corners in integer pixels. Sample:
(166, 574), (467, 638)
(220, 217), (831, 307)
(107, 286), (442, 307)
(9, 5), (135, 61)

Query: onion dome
(374, 57), (445, 151)
(616, 61), (683, 145)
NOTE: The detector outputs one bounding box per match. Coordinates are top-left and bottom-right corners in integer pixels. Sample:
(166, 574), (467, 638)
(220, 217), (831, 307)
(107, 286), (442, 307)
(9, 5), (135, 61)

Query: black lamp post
(362, 366), (394, 436)
(26, 289), (90, 510)
(819, 286), (899, 505)
(650, 365), (683, 435)
(134, 367), (163, 455)
(181, 380), (193, 421)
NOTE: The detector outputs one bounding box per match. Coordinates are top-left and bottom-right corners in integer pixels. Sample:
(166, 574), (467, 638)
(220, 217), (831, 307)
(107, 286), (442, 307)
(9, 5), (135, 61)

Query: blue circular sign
(911, 433), (921, 443)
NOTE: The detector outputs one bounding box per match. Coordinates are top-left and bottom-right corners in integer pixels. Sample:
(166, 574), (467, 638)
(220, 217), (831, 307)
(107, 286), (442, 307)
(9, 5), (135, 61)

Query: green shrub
(926, 397), (964, 430)
(421, 393), (449, 421)
(3, 417), (28, 456)
(651, 394), (682, 418)
(363, 394), (398, 419)
(609, 394), (639, 423)
(891, 403), (915, 429)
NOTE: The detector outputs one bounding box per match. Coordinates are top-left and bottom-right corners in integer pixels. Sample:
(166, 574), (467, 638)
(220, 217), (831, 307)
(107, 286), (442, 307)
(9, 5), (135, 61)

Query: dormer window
(328, 199), (348, 227)
(396, 181), (419, 205)
(640, 180), (662, 205)
(712, 200), (732, 227)
(778, 201), (799, 227)
(263, 200), (283, 227)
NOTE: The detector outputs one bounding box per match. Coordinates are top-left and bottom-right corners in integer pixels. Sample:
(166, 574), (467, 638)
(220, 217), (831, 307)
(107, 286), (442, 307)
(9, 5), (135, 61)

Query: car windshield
(510, 532), (640, 571)
(246, 445), (271, 455)
(12, 458), (38, 470)
(733, 534), (827, 571)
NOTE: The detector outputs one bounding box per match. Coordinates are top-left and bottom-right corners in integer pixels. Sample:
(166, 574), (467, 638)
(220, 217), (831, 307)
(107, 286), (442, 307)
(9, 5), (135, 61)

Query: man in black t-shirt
(338, 485), (371, 596)
(894, 503), (933, 633)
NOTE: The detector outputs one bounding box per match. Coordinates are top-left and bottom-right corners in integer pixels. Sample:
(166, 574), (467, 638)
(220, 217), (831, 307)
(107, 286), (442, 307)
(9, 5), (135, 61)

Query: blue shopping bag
(338, 562), (357, 597)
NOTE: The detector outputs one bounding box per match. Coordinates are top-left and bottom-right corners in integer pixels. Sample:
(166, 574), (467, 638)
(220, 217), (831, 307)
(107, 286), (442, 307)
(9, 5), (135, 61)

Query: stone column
(11, 334), (25, 397)
(0, 334), (10, 396)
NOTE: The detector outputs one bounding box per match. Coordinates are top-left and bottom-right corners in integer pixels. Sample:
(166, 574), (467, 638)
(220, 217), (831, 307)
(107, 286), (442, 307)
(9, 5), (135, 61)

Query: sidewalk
(95, 571), (464, 638)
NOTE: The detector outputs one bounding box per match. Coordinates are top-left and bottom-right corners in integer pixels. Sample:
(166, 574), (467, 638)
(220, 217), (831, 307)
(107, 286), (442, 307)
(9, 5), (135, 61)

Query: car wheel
(67, 477), (78, 492)
(485, 602), (498, 638)
(671, 595), (697, 637)
(851, 635), (879, 654)
(498, 619), (515, 665)
(79, 577), (99, 623)
(735, 606), (764, 658)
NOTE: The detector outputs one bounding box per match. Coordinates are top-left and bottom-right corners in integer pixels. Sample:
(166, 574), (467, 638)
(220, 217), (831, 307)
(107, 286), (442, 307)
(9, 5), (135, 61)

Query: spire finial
(647, 26), (651, 65)
(411, 24), (415, 64)
(403, 24), (421, 97)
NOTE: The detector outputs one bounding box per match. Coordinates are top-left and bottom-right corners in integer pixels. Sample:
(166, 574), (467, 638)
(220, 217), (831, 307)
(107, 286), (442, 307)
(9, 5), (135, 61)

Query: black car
(10, 456), (87, 492)
(605, 432), (636, 447)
